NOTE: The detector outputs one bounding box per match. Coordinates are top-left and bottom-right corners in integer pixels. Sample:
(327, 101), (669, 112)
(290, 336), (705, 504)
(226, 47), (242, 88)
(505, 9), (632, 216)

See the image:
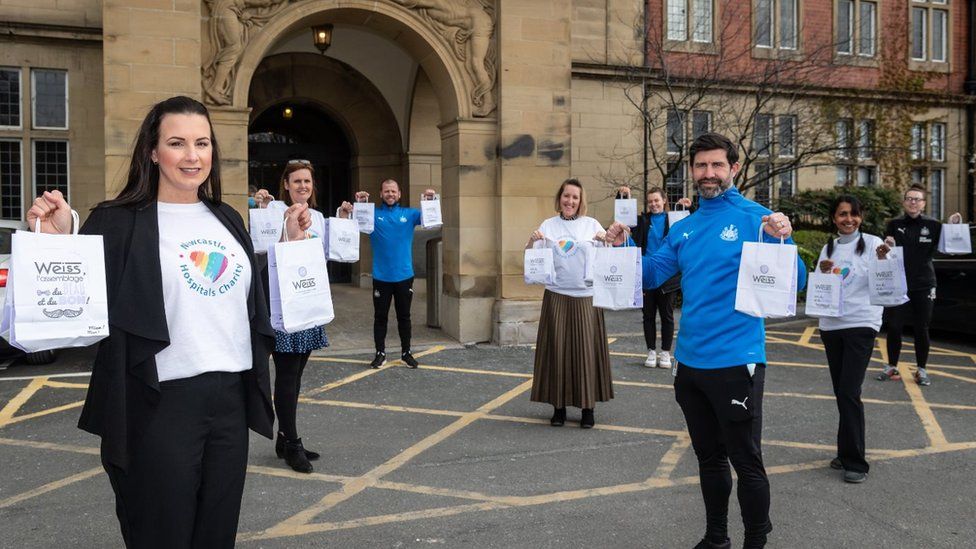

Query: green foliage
(777, 186), (902, 237)
(793, 229), (832, 272)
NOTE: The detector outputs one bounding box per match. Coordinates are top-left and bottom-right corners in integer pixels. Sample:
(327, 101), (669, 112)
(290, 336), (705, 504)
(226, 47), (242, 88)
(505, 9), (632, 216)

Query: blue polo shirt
(370, 202), (422, 283)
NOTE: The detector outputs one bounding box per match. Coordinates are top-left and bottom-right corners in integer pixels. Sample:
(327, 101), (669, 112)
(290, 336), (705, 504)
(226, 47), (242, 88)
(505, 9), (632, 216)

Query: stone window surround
(663, 0), (721, 54)
(832, 0), (880, 68)
(910, 119), (948, 217)
(909, 0), (952, 74)
(0, 67), (22, 130)
(834, 116), (879, 187)
(752, 0), (800, 54)
(30, 69), (69, 131)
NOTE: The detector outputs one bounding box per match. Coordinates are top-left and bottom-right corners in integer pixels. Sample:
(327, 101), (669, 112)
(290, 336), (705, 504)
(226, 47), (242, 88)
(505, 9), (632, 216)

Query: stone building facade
(1, 0), (973, 345)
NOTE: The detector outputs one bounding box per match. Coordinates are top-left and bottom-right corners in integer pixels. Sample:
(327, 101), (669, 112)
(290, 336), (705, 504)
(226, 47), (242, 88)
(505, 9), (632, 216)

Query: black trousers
(820, 327), (876, 474)
(273, 351), (312, 441)
(373, 277), (414, 354)
(884, 288), (935, 369)
(674, 363), (771, 548)
(642, 288), (676, 351)
(102, 372), (249, 549)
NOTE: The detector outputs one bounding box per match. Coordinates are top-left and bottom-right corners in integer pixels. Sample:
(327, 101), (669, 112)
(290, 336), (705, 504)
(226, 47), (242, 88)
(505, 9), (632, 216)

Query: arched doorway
(248, 100), (353, 282)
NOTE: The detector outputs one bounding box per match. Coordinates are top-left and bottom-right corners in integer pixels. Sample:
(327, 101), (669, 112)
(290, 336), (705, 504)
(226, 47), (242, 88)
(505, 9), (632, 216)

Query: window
(753, 114), (773, 157)
(836, 117), (877, 186)
(835, 118), (853, 158)
(756, 0), (797, 50)
(837, 1), (877, 57)
(0, 140), (22, 220)
(930, 122), (945, 161)
(0, 68), (21, 128)
(753, 163), (772, 206)
(929, 168), (944, 218)
(692, 110), (712, 139)
(667, 109), (686, 154)
(909, 120), (948, 212)
(778, 168), (795, 198)
(835, 166), (852, 186)
(31, 69), (68, 130)
(778, 115), (796, 157)
(665, 161), (686, 205)
(667, 0), (714, 43)
(911, 1), (949, 63)
(32, 141), (69, 199)
(858, 120), (874, 159)
(856, 166), (876, 186)
(910, 123), (925, 160)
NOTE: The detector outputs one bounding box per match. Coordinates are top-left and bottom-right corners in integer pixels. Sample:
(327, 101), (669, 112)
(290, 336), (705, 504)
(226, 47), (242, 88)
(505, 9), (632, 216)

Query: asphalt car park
(1, 311), (975, 548)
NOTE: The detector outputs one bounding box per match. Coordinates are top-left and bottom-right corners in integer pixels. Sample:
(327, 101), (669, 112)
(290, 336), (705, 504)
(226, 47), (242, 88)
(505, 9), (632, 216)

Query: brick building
(0, 1), (973, 343)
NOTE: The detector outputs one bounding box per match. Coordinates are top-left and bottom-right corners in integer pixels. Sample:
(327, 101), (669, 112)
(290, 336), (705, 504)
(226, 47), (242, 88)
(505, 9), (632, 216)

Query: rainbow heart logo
(190, 251), (228, 282)
(557, 239), (575, 254)
(832, 266), (851, 279)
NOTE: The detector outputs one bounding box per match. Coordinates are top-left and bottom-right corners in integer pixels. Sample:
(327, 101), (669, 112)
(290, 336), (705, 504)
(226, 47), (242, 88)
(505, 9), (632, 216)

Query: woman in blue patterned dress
(255, 160), (329, 473)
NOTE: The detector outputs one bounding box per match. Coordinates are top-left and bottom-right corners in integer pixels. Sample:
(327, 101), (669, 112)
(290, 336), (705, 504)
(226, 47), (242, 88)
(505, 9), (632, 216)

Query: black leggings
(373, 277), (414, 354)
(884, 288), (935, 369)
(821, 327), (877, 473)
(642, 289), (676, 351)
(273, 351), (311, 441)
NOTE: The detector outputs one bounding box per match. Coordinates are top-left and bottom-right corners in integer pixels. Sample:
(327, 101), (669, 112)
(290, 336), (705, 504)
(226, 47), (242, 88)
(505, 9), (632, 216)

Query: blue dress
(274, 326), (328, 354)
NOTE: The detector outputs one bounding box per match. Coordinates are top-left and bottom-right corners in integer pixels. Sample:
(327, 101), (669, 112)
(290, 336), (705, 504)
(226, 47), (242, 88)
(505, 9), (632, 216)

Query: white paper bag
(937, 222), (972, 255)
(268, 237), (334, 332)
(592, 246), (643, 310)
(323, 217), (360, 263)
(867, 247), (909, 306)
(804, 271), (844, 318)
(523, 241), (554, 285)
(421, 196), (442, 229)
(734, 225), (798, 318)
(667, 206), (690, 227)
(248, 207), (283, 254)
(1, 212), (109, 352)
(353, 202), (374, 234)
(614, 198), (638, 227)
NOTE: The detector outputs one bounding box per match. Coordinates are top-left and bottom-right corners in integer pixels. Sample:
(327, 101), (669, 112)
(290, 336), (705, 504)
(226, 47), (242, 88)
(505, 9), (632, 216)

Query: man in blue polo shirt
(341, 180), (436, 369)
(607, 133), (807, 549)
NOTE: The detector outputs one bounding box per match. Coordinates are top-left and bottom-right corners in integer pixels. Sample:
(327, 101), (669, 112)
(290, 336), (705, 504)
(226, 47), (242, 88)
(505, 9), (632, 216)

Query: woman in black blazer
(27, 96), (311, 548)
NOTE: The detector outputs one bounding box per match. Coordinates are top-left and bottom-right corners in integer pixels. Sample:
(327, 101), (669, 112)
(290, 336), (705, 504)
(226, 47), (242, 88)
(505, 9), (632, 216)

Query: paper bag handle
(757, 222), (785, 244)
(33, 209), (80, 235)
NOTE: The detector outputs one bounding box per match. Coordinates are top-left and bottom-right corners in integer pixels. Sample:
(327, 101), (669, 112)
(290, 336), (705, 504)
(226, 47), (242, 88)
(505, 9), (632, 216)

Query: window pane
(753, 163), (771, 207)
(668, 0), (688, 41)
(856, 166), (876, 187)
(778, 169), (795, 199)
(911, 123), (925, 160)
(32, 70), (67, 129)
(911, 168), (925, 187)
(754, 113), (772, 156)
(859, 2), (876, 56)
(666, 161), (686, 204)
(911, 8), (927, 60)
(692, 0), (713, 42)
(835, 166), (850, 186)
(837, 0), (853, 54)
(692, 110), (712, 139)
(756, 0), (773, 47)
(930, 122), (946, 161)
(836, 119), (852, 158)
(780, 0), (797, 49)
(0, 69), (20, 127)
(858, 120), (874, 159)
(932, 10), (947, 62)
(33, 141), (69, 199)
(667, 109), (686, 154)
(778, 115), (796, 157)
(0, 140), (22, 220)
(930, 168), (944, 218)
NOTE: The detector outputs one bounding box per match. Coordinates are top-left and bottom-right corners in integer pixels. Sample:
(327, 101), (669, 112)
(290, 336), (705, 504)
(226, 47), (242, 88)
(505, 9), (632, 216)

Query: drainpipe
(965, 0), (976, 220)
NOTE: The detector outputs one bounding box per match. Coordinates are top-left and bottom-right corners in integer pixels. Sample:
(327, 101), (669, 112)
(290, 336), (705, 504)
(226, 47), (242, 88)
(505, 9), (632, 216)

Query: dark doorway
(249, 101), (353, 283)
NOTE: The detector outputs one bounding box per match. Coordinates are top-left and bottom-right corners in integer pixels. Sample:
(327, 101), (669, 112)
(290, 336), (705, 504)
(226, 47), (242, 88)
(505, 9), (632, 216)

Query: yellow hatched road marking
(2, 401), (85, 426)
(652, 437), (690, 479)
(0, 437), (99, 455)
(928, 369), (976, 384)
(0, 377), (47, 427)
(42, 380), (89, 389)
(0, 467), (102, 510)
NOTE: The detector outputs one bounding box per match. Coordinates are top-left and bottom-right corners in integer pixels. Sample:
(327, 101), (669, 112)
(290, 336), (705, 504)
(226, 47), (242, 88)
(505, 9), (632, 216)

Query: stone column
(493, 0), (574, 344)
(208, 107), (250, 213)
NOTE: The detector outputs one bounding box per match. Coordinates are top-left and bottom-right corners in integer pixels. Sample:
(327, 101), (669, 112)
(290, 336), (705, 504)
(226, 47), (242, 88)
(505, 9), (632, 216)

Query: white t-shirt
(268, 200), (327, 248)
(817, 232), (885, 332)
(154, 202), (253, 382)
(538, 215), (605, 297)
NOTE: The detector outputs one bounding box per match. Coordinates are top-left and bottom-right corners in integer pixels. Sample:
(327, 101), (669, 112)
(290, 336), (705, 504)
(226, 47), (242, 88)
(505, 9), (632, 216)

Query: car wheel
(23, 350), (56, 365)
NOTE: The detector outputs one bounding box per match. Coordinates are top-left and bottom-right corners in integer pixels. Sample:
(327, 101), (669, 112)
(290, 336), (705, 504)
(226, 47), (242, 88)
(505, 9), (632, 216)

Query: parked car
(0, 221), (57, 365)
(926, 224), (976, 336)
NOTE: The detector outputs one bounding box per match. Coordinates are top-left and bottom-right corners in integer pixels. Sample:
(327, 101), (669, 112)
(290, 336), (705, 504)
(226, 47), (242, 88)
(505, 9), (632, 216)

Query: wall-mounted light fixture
(282, 106), (293, 120)
(312, 24), (334, 54)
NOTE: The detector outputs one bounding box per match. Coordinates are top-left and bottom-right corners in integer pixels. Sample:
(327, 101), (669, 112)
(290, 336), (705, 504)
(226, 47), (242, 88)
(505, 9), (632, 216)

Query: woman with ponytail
(816, 195), (889, 484)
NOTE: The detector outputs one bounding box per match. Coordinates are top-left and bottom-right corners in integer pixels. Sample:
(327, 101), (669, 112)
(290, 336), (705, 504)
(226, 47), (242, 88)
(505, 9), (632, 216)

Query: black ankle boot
(550, 407), (566, 426)
(276, 431), (320, 461)
(580, 408), (595, 429)
(284, 438), (313, 473)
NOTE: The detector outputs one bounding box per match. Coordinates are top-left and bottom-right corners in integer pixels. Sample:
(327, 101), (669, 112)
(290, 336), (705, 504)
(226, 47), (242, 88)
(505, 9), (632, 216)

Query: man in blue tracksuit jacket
(608, 133), (806, 549)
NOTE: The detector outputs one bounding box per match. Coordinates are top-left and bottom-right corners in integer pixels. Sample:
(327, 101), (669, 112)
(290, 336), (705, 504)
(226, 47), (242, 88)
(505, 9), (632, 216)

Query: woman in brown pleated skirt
(527, 179), (614, 428)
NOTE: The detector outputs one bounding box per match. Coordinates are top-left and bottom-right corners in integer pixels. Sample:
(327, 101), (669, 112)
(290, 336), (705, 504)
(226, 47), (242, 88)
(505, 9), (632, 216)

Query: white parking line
(0, 371), (91, 382)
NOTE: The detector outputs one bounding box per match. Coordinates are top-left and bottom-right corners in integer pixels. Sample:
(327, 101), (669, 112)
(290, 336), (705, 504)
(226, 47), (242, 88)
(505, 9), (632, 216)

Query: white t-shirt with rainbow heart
(154, 201), (253, 382)
(538, 215), (604, 298)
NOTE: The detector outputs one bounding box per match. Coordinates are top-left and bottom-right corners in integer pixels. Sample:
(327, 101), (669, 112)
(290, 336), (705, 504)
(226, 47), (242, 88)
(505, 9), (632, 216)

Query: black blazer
(78, 201), (275, 471)
(633, 212), (681, 293)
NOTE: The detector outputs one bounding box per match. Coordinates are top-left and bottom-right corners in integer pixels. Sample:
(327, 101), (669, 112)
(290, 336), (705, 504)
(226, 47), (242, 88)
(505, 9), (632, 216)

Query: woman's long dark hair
(826, 194), (866, 258)
(99, 96), (222, 209)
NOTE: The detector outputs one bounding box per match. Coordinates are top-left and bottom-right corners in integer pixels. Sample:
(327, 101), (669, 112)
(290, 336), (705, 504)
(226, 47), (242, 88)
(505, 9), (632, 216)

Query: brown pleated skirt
(530, 290), (614, 409)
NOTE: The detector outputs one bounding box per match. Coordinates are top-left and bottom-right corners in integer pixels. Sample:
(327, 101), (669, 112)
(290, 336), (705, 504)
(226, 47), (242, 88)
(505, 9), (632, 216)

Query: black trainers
(830, 457), (843, 470)
(843, 470), (867, 483)
(915, 369), (932, 386)
(401, 351), (419, 369)
(876, 367), (901, 381)
(693, 538), (731, 549)
(369, 351), (386, 369)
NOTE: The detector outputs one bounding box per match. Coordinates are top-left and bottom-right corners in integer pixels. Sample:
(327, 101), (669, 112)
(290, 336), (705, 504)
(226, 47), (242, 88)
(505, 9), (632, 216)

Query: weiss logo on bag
(752, 265), (776, 286)
(291, 266), (317, 291)
(34, 261), (83, 277)
(32, 254), (90, 318)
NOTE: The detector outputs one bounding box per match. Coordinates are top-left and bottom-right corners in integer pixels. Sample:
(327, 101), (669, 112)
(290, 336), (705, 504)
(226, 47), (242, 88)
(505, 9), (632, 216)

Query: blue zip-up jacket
(370, 202), (422, 283)
(642, 186), (807, 369)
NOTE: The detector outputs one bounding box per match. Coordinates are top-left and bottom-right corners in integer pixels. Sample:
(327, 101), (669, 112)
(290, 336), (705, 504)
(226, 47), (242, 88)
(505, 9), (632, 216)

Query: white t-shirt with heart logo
(538, 215), (604, 297)
(154, 201), (253, 382)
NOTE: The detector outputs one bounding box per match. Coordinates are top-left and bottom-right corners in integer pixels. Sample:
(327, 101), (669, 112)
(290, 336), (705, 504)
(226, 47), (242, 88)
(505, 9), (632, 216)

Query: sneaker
(693, 538), (731, 549)
(914, 369), (931, 386)
(876, 367), (901, 381)
(369, 351), (386, 369)
(643, 349), (656, 368)
(830, 457), (843, 470)
(657, 350), (671, 369)
(401, 351), (419, 369)
(843, 470), (867, 484)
